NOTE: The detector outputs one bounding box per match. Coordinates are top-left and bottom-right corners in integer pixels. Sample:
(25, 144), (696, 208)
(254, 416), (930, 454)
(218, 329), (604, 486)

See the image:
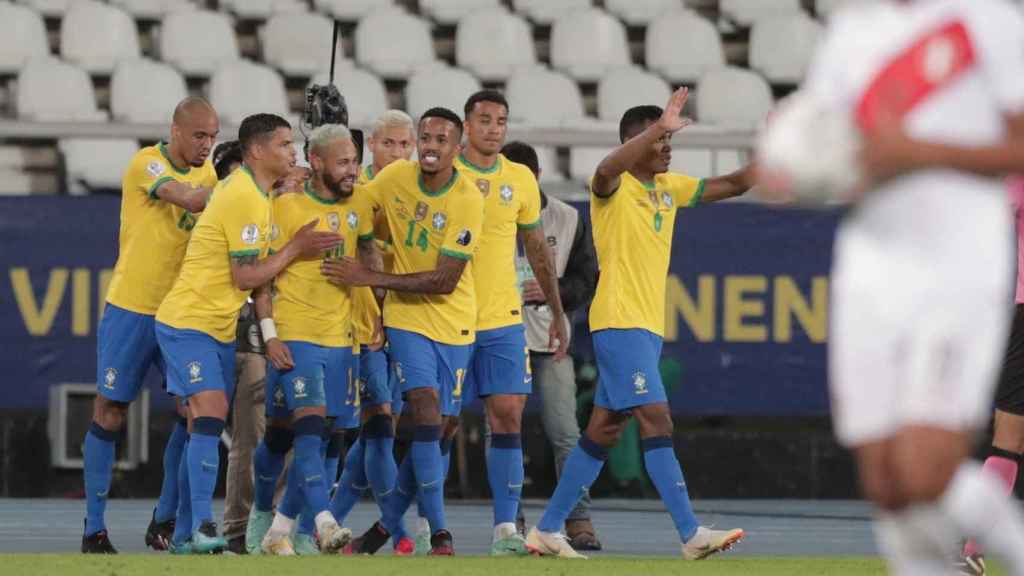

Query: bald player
(83, 98), (220, 554)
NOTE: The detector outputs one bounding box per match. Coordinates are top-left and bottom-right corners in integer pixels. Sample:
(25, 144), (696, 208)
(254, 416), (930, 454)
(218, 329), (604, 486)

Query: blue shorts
(593, 328), (667, 412)
(387, 327), (472, 417)
(96, 304), (165, 403)
(156, 322), (235, 399)
(386, 348), (405, 416)
(332, 347), (360, 429)
(359, 346), (394, 409)
(465, 324), (531, 400)
(265, 341), (332, 420)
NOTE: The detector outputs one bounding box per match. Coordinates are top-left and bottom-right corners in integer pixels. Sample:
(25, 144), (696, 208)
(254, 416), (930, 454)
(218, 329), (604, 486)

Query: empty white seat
(404, 65), (481, 120)
(308, 65), (388, 128)
(456, 8), (535, 82)
(669, 148), (712, 179)
(646, 11), (724, 83)
(220, 0), (274, 18)
(551, 8), (630, 82)
(159, 9), (239, 76)
(512, 0), (591, 24)
(261, 11), (345, 77)
(696, 66), (772, 127)
(59, 138), (140, 195)
(355, 7), (436, 79)
(421, 0), (500, 24)
(749, 12), (822, 83)
(569, 146), (613, 183)
(208, 60), (289, 125)
(0, 3), (49, 75)
(19, 0), (70, 17)
(108, 0), (193, 20)
(720, 0), (802, 26)
(271, 0), (308, 13)
(314, 0), (393, 21)
(505, 66), (586, 127)
(533, 145), (565, 183)
(16, 58), (107, 121)
(605, 0), (682, 25)
(61, 0), (140, 74)
(597, 67), (672, 123)
(815, 0), (860, 19)
(110, 58), (187, 123)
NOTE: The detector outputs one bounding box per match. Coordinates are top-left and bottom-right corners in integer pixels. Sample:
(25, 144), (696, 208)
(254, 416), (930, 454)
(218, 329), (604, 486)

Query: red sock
(962, 454), (1019, 557)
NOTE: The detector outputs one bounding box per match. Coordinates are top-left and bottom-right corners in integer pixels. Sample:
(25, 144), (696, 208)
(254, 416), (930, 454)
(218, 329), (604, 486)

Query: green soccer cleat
(414, 518), (431, 556)
(169, 539), (193, 555)
(292, 533), (320, 556)
(190, 521), (227, 554)
(245, 509), (273, 555)
(491, 534), (530, 556)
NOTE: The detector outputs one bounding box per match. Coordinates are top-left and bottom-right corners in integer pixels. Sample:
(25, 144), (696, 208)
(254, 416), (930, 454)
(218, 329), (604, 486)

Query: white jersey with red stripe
(815, 0), (1024, 447)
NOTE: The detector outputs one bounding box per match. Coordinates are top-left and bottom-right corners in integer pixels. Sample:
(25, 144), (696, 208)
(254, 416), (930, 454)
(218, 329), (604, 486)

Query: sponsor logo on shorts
(103, 368), (117, 390)
(188, 361), (203, 384)
(633, 370), (648, 395)
(293, 377), (307, 399)
(273, 387), (286, 407)
(393, 362), (405, 384)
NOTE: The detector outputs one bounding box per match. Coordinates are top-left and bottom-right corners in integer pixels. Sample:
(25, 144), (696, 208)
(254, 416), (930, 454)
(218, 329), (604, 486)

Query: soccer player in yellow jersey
(527, 89), (756, 560)
(155, 114), (342, 553)
(321, 107), (484, 556)
(455, 90), (567, 556)
(82, 97), (219, 554)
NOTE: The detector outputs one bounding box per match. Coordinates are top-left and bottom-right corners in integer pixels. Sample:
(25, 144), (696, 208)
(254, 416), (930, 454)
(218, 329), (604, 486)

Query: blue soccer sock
(172, 436), (192, 545)
(83, 422), (118, 536)
(253, 426), (292, 512)
(154, 418), (188, 523)
(488, 433), (524, 526)
(293, 416), (330, 534)
(278, 457), (303, 520)
(381, 452), (416, 539)
(643, 436), (699, 542)
(364, 415), (398, 501)
(324, 429), (345, 491)
(537, 436), (607, 533)
(411, 425), (445, 533)
(187, 417), (224, 533)
(328, 434), (367, 525)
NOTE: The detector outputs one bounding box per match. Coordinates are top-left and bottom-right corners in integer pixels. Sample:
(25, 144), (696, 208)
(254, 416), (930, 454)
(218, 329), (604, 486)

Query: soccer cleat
(292, 533), (320, 556)
(681, 526), (744, 560)
(393, 536), (416, 556)
(225, 535), (247, 555)
(245, 509), (273, 555)
(144, 509), (175, 551)
(491, 533), (530, 556)
(169, 539), (193, 555)
(318, 522), (353, 555)
(955, 554), (986, 576)
(414, 518), (431, 555)
(427, 530), (455, 556)
(81, 525), (118, 554)
(525, 527), (586, 559)
(261, 532), (296, 556)
(191, 521), (227, 554)
(343, 521), (390, 555)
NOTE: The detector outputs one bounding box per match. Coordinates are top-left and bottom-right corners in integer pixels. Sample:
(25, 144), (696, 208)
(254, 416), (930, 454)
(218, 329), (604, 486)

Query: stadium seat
(421, 0), (501, 25)
(505, 66), (587, 127)
(597, 66), (672, 123)
(405, 64), (481, 119)
(60, 0), (141, 75)
(604, 0), (683, 25)
(220, 0), (274, 19)
(569, 146), (612, 183)
(260, 11), (346, 78)
(110, 58), (187, 123)
(16, 58), (107, 122)
(719, 0), (803, 27)
(749, 12), (822, 84)
(533, 145), (565, 183)
(815, 0), (859, 18)
(59, 138), (140, 195)
(696, 66), (773, 127)
(314, 0), (393, 22)
(308, 65), (388, 129)
(271, 0), (308, 13)
(208, 60), (289, 125)
(19, 0), (70, 18)
(0, 3), (49, 75)
(159, 9), (239, 76)
(551, 7), (630, 82)
(646, 10), (724, 83)
(512, 0), (591, 24)
(354, 7), (436, 79)
(455, 7), (535, 82)
(108, 0), (193, 20)
(669, 147), (712, 179)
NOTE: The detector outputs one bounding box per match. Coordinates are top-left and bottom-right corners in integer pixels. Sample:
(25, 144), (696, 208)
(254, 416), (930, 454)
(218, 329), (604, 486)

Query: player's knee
(487, 397), (524, 433)
(634, 407), (673, 438)
(859, 467), (906, 511)
(265, 425), (295, 454)
(189, 391), (229, 419)
(583, 421), (622, 448)
(895, 458), (957, 505)
(442, 416), (460, 440)
(93, 397), (129, 431)
(406, 389), (441, 425)
(362, 403), (391, 419)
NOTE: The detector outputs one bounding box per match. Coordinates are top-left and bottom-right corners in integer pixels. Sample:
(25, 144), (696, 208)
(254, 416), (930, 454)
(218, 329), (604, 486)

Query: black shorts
(996, 304), (1024, 415)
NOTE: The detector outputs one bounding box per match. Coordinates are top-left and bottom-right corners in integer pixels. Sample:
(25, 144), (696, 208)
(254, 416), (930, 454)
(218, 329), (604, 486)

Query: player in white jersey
(798, 1), (1024, 574)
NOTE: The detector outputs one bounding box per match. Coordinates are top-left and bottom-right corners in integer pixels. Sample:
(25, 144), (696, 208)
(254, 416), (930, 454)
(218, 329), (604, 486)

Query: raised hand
(658, 87), (693, 134)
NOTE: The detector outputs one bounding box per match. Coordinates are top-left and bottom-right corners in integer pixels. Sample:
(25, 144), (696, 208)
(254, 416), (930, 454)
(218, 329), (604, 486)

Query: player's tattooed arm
(251, 283), (273, 320)
(252, 283), (293, 370)
(357, 237), (387, 304)
(321, 254), (467, 295)
(519, 225), (569, 360)
(701, 163), (757, 203)
(155, 181), (212, 213)
(230, 219), (341, 290)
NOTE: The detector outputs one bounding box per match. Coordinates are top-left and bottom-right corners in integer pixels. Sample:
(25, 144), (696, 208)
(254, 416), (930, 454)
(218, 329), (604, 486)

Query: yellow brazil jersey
(156, 167), (273, 343)
(364, 159), (484, 346)
(455, 154), (542, 331)
(589, 171), (704, 337)
(271, 183), (374, 348)
(352, 165), (383, 346)
(106, 143), (217, 315)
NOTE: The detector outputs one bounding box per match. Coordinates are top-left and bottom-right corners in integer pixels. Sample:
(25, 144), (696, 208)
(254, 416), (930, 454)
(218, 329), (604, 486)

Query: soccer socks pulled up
(364, 415), (398, 501)
(329, 435), (367, 525)
(83, 422), (118, 536)
(942, 461), (1024, 572)
(538, 436), (607, 533)
(172, 436), (192, 545)
(642, 436), (699, 542)
(293, 416), (330, 535)
(411, 425), (446, 533)
(963, 448), (1020, 558)
(154, 418), (188, 523)
(382, 452), (417, 539)
(187, 417), (224, 533)
(488, 433), (524, 526)
(324, 429), (345, 490)
(253, 427), (292, 512)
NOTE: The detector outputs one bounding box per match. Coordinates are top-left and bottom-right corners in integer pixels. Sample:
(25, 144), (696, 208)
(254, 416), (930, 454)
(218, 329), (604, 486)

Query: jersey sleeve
(973, 2), (1024, 114)
(219, 190), (267, 259)
(670, 173), (705, 208)
(440, 183), (484, 261)
(516, 169), (542, 230)
(357, 194), (375, 241)
(126, 152), (175, 200)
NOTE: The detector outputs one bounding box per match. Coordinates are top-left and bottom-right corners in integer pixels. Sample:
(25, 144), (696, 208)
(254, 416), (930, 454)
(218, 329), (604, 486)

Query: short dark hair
(419, 107), (464, 138)
(212, 140), (243, 179)
(500, 141), (539, 178)
(238, 113), (291, 154)
(464, 89), (509, 118)
(619, 105), (663, 143)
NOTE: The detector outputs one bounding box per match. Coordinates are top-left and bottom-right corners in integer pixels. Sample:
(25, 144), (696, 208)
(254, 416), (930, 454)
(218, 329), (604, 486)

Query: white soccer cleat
(318, 522), (353, 555)
(525, 526), (587, 559)
(261, 532), (296, 556)
(682, 526), (744, 560)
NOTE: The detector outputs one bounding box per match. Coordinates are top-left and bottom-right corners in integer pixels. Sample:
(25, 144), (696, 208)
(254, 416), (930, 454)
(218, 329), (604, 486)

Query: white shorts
(829, 191), (1013, 447)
